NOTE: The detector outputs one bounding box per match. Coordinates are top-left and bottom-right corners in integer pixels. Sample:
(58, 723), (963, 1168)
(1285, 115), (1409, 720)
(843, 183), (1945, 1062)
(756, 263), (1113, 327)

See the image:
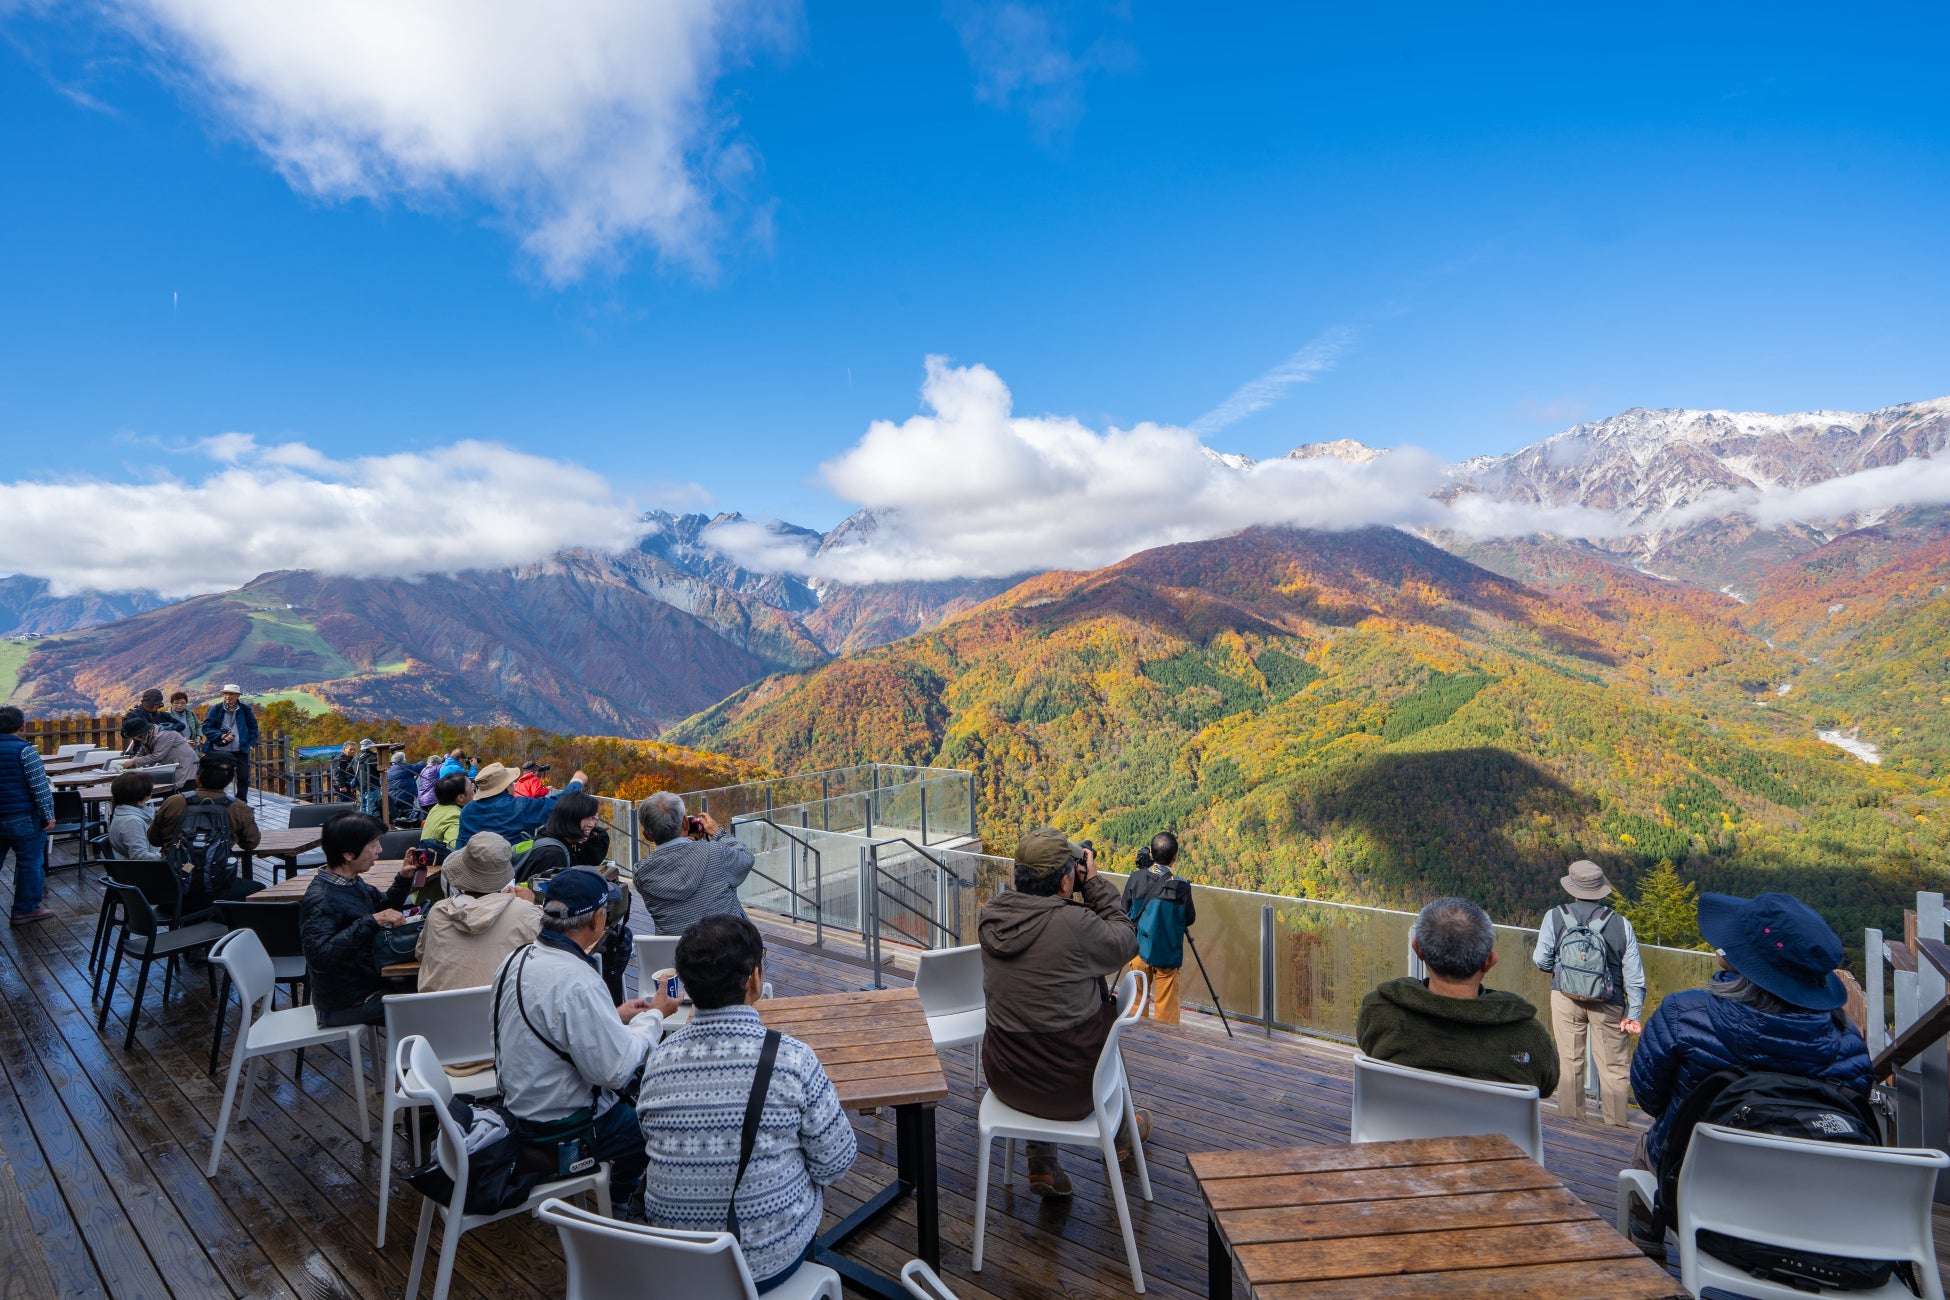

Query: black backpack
(168, 795), (235, 898)
(1654, 1069), (1897, 1291)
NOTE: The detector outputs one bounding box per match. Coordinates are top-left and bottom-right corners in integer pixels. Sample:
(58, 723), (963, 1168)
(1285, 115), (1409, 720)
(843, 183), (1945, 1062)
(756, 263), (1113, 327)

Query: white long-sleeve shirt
(491, 935), (666, 1123)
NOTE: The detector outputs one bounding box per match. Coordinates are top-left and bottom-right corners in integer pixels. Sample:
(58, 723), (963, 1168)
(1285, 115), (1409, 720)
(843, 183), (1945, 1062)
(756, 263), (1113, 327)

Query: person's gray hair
(539, 899), (596, 935)
(638, 791), (687, 846)
(1414, 897), (1496, 980)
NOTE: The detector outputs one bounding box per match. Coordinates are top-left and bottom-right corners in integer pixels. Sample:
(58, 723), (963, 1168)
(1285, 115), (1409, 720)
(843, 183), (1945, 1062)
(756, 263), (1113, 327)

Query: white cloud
(0, 439), (651, 597)
(948, 1), (1131, 139)
(107, 0), (787, 282)
(709, 358), (1950, 586)
(1190, 326), (1358, 436)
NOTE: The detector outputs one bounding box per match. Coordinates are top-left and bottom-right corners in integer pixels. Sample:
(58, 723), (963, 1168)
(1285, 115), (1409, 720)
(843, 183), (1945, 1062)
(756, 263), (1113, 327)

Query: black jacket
(299, 869), (414, 1015)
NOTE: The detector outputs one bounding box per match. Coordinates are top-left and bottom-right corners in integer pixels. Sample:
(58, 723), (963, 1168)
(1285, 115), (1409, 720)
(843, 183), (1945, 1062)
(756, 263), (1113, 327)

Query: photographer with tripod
(1121, 833), (1196, 1025)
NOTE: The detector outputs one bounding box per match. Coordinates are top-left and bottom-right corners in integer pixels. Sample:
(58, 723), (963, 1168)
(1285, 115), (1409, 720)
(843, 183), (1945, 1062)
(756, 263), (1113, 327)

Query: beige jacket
(416, 892), (541, 994)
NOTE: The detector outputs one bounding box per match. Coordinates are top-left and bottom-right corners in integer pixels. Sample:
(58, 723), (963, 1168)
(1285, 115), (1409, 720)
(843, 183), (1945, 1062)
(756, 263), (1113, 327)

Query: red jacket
(511, 773), (551, 800)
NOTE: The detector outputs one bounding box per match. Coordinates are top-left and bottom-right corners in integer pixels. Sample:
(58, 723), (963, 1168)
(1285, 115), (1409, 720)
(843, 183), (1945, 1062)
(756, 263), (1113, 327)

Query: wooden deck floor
(3, 853), (1944, 1299)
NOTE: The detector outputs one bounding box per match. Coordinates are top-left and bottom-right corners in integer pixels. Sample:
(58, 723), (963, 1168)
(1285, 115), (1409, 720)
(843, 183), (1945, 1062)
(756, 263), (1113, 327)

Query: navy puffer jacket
(1631, 974), (1873, 1168)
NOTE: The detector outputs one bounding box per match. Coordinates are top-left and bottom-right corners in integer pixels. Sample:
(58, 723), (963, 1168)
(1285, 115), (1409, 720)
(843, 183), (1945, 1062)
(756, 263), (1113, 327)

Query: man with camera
(979, 828), (1147, 1197)
(1122, 833), (1197, 1025)
(632, 792), (756, 937)
(491, 869), (679, 1210)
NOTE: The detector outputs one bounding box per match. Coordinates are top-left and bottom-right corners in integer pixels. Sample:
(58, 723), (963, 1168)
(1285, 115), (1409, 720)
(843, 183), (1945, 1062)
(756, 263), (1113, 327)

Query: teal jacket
(1356, 977), (1560, 1094)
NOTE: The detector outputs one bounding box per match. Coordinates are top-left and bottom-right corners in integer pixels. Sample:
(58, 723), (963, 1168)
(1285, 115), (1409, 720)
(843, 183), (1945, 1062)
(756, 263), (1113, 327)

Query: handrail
(731, 815), (826, 947)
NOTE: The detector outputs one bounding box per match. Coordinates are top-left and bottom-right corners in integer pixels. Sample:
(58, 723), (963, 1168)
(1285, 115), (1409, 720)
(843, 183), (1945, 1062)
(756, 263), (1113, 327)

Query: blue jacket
(455, 781), (582, 847)
(1631, 976), (1873, 1168)
(0, 734), (53, 825)
(201, 702), (258, 752)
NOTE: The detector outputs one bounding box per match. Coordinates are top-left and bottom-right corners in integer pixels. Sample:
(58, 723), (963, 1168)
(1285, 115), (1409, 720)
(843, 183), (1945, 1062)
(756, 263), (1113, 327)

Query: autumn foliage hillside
(671, 525), (1948, 943)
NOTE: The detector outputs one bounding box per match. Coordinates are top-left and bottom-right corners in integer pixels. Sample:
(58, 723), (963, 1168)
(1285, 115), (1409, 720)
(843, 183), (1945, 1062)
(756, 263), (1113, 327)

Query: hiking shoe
(1027, 1156), (1072, 1198)
(8, 908), (54, 927)
(1628, 1208), (1666, 1261)
(1116, 1111), (1153, 1169)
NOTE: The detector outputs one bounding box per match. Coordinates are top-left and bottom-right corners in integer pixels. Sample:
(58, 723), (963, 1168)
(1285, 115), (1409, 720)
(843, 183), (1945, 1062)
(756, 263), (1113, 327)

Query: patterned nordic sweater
(636, 1005), (857, 1285)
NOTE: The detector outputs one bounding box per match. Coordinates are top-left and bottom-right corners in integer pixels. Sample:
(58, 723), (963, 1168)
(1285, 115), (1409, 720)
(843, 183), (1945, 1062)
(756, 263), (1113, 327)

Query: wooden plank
(1874, 992), (1950, 1077)
(1888, 941), (1920, 973)
(0, 1117), (63, 1300)
(1216, 1185), (1590, 1244)
(1233, 1219), (1642, 1284)
(1257, 1257), (1685, 1299)
(1190, 1134), (1519, 1181)
(1917, 939), (1950, 983)
(1202, 1156), (1561, 1211)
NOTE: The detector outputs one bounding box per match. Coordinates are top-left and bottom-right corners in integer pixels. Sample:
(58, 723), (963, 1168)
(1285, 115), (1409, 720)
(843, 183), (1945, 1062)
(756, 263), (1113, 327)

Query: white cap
(220, 683), (242, 694)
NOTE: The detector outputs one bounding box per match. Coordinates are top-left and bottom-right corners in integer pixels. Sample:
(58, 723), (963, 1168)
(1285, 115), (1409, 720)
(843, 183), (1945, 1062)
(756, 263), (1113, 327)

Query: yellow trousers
(1125, 958), (1182, 1025)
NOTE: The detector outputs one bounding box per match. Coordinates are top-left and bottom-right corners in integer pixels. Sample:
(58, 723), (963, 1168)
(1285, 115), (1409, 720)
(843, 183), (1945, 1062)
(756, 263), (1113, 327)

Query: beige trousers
(1125, 957), (1182, 1025)
(1550, 990), (1632, 1127)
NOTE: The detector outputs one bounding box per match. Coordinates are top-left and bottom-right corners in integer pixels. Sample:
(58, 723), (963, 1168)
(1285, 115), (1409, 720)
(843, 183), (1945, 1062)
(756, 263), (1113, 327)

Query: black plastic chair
(95, 880), (227, 1050)
(93, 859), (215, 1001)
(377, 829), (421, 859)
(209, 900), (310, 1074)
(288, 802), (356, 830)
(49, 788), (96, 864)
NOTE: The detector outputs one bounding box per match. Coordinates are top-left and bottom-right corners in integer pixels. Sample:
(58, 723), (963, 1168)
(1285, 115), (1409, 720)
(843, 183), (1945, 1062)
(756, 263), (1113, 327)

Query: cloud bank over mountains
(108, 0), (787, 282)
(0, 437), (645, 597)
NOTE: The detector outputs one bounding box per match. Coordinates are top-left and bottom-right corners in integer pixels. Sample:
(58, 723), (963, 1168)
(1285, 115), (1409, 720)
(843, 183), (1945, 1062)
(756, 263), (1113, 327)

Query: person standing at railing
(1121, 833), (1196, 1025)
(201, 684), (258, 801)
(1532, 860), (1645, 1128)
(165, 690), (200, 738)
(632, 792), (756, 937)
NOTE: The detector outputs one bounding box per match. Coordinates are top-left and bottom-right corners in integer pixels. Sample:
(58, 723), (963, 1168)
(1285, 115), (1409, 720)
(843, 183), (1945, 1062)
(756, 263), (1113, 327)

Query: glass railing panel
(589, 795), (638, 868)
(1265, 898), (1416, 1042)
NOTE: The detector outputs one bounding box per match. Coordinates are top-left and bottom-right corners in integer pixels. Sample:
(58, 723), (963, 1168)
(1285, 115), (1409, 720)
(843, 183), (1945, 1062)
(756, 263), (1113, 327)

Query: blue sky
(2, 1), (1948, 564)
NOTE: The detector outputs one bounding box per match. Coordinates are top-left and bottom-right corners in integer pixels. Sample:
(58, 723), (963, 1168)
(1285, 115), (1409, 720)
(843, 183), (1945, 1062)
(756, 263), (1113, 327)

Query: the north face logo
(1511, 1051), (1531, 1064)
(1808, 1111), (1856, 1136)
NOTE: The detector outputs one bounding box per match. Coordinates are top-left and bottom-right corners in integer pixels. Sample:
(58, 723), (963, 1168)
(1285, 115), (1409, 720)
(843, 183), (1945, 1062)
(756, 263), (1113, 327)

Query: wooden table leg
(1209, 1212), (1232, 1300)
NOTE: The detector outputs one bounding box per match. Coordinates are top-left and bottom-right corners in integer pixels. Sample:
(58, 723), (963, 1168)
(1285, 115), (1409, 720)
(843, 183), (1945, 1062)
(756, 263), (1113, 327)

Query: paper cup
(651, 967), (682, 1002)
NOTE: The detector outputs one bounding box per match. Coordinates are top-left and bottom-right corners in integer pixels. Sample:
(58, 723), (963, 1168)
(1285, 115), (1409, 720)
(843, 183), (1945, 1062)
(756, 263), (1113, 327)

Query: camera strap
(492, 945), (602, 1121)
(725, 1030), (782, 1239)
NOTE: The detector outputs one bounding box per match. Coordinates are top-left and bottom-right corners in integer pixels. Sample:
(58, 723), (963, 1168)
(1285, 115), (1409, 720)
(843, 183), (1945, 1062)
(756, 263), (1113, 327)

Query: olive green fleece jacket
(1356, 977), (1560, 1094)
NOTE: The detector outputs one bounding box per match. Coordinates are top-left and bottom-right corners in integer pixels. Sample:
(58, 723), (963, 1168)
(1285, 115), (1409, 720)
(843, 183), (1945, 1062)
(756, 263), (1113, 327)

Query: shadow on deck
(1, 859), (1944, 1299)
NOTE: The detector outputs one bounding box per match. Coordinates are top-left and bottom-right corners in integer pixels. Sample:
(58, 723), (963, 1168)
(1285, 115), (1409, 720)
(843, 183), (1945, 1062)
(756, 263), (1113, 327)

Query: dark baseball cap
(540, 867), (617, 920)
(1014, 827), (1086, 880)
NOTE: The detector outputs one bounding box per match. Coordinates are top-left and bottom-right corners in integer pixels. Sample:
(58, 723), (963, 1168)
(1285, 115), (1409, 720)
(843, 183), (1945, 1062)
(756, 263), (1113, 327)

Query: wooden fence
(20, 715), (330, 800)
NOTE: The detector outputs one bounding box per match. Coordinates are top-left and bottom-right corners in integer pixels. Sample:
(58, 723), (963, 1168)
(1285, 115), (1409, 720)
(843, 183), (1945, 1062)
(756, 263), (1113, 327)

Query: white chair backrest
(914, 945), (985, 1018)
(537, 1197), (759, 1300)
(1351, 1054), (1542, 1161)
(397, 1034), (465, 1179)
(55, 744), (91, 759)
(1679, 1123), (1948, 1266)
(211, 928), (277, 1013)
(901, 1259), (960, 1300)
(1091, 969), (1146, 1114)
(78, 749), (115, 767)
(384, 986), (495, 1068)
(634, 934), (679, 981)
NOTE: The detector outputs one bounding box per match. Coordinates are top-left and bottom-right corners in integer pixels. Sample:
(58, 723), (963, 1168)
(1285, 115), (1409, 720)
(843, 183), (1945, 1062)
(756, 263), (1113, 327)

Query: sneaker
(1116, 1110), (1153, 1168)
(8, 908), (54, 927)
(1628, 1208), (1667, 1261)
(1027, 1156), (1073, 1198)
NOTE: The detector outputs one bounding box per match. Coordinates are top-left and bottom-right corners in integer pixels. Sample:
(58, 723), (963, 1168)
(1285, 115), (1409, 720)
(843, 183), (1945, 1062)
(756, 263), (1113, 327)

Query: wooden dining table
(241, 827), (325, 884)
(754, 987), (947, 1299)
(1190, 1134), (1685, 1299)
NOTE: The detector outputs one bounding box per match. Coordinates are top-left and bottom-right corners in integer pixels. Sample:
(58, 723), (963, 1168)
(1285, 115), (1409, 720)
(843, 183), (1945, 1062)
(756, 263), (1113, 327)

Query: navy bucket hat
(1697, 891), (1847, 1011)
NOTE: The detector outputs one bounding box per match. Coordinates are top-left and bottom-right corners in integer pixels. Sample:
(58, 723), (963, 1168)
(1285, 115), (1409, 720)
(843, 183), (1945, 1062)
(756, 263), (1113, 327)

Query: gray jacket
(632, 832), (756, 937)
(491, 936), (667, 1123)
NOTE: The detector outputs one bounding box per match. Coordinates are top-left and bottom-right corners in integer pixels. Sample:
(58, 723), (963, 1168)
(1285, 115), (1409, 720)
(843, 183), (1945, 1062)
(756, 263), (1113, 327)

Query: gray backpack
(1550, 904), (1618, 1003)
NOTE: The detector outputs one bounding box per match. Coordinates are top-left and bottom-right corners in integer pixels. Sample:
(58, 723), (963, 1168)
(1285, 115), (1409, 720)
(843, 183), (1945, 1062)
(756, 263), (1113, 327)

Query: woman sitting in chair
(298, 813), (417, 1028)
(106, 771), (160, 861)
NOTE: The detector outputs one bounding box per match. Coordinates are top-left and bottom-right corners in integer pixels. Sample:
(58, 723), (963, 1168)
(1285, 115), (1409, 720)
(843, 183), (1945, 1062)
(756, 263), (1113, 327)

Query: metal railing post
(1260, 904), (1275, 1035)
(822, 773), (831, 831)
(968, 770), (977, 837)
(1867, 927), (1886, 1059)
(919, 784), (929, 845)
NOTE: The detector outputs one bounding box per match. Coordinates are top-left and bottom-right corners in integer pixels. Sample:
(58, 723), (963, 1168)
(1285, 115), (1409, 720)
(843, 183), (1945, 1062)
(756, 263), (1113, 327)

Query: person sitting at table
(516, 790), (609, 881)
(637, 914), (857, 1291)
(148, 755), (264, 908)
(421, 773), (470, 849)
(106, 771), (161, 861)
(979, 828), (1145, 1197)
(416, 832), (540, 993)
(456, 761), (587, 847)
(492, 869), (677, 1211)
(119, 713), (198, 791)
(124, 688), (182, 735)
(299, 813), (417, 1027)
(1356, 897), (1559, 1093)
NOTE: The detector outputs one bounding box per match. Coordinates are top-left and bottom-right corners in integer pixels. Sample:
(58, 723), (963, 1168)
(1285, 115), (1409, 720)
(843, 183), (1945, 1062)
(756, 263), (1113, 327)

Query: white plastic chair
(633, 933), (679, 984)
(75, 749), (116, 767)
(54, 744), (92, 759)
(901, 1259), (960, 1299)
(1617, 1123), (1948, 1300)
(535, 1196), (842, 1300)
(206, 928), (371, 1177)
(1349, 1053), (1544, 1163)
(914, 945), (986, 1090)
(399, 1036), (612, 1300)
(973, 969), (1153, 1292)
(376, 986), (501, 1247)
